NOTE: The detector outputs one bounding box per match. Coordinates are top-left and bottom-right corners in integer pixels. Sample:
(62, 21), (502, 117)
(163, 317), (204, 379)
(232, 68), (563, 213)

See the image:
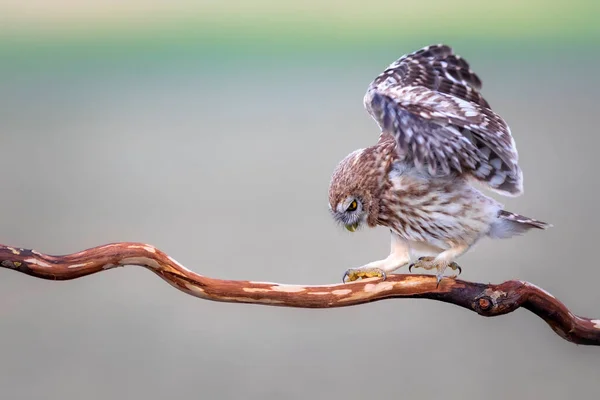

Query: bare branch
(1, 242), (598, 345)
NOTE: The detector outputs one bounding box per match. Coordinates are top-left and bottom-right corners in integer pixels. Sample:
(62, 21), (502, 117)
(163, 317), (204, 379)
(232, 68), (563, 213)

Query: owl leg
(408, 244), (469, 286)
(343, 232), (410, 283)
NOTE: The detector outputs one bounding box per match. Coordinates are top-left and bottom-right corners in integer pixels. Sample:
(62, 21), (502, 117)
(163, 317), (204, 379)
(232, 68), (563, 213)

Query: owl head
(328, 145), (390, 232)
(330, 195), (366, 232)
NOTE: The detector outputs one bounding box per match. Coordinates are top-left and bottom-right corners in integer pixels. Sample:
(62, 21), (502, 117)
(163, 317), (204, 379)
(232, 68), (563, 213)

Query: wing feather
(364, 44), (523, 196)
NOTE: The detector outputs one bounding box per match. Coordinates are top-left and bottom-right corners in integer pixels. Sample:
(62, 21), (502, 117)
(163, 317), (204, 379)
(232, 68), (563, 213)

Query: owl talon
(408, 257), (462, 285)
(448, 262), (462, 277)
(408, 256), (436, 273)
(343, 267), (387, 283)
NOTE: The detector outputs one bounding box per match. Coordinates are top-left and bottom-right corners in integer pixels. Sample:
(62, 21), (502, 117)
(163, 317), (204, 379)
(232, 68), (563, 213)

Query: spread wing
(363, 44), (523, 197)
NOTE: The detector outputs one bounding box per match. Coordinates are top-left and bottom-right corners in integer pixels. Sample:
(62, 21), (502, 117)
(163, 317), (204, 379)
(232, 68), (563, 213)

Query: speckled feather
(329, 44), (549, 255)
(363, 44), (523, 197)
(330, 135), (504, 247)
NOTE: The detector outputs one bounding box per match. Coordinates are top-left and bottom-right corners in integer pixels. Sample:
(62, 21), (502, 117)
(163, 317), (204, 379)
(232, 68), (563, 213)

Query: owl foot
(408, 257), (462, 287)
(342, 267), (387, 283)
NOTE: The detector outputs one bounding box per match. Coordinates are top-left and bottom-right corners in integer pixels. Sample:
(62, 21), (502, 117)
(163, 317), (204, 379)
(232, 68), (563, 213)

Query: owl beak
(345, 223), (359, 232)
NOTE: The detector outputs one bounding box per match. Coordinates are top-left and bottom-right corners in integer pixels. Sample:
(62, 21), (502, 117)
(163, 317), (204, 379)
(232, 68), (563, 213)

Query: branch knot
(474, 295), (494, 314)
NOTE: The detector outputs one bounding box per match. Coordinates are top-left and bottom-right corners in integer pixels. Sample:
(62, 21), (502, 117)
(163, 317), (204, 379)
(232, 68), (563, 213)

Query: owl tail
(488, 210), (551, 239)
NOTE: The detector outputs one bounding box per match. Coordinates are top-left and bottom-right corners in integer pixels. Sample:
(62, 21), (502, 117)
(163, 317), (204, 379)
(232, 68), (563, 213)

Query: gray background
(0, 47), (598, 399)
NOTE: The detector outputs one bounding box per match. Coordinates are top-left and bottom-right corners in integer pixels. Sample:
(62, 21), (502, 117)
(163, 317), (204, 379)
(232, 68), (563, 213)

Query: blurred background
(0, 1), (599, 399)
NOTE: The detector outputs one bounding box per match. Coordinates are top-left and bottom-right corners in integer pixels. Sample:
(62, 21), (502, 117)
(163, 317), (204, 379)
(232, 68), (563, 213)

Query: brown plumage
(329, 44), (550, 284)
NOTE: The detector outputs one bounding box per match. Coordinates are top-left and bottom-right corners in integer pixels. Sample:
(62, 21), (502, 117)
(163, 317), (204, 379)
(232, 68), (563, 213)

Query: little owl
(328, 44), (550, 285)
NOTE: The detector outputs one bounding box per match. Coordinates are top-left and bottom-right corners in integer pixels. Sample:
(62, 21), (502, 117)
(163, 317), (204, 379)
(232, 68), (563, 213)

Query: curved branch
(1, 242), (598, 345)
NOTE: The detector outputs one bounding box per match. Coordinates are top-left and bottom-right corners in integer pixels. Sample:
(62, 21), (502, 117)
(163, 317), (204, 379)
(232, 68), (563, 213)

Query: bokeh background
(1, 1), (599, 399)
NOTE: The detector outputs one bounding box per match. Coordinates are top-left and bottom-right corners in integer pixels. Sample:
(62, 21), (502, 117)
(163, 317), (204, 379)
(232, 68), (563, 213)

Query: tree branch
(1, 242), (598, 345)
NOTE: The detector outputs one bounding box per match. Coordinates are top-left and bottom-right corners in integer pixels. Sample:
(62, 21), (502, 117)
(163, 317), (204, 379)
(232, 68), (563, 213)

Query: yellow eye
(347, 200), (358, 212)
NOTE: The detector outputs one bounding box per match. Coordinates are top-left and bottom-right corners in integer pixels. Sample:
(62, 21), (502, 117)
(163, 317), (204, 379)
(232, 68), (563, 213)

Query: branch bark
(1, 242), (598, 345)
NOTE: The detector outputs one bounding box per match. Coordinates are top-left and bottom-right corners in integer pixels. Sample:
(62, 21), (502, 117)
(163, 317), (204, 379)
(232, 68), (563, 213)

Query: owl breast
(377, 161), (502, 249)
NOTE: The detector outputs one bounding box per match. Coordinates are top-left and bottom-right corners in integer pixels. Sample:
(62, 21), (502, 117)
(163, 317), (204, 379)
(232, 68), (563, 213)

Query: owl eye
(346, 200), (358, 212)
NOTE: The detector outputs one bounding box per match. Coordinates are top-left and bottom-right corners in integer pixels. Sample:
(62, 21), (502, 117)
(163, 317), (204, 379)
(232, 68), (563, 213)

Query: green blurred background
(0, 1), (599, 399)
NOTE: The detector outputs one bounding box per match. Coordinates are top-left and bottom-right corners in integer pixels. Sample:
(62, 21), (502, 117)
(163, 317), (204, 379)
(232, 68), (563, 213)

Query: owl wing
(363, 44), (522, 197)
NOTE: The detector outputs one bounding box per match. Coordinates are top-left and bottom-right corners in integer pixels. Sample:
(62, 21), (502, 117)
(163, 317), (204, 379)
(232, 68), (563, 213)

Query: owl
(328, 44), (550, 285)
